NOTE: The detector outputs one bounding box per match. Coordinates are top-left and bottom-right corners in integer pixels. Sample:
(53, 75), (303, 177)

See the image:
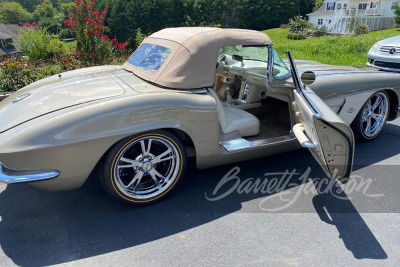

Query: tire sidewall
(100, 130), (187, 204)
(352, 90), (390, 142)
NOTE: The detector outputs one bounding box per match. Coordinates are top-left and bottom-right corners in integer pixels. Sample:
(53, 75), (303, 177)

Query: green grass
(59, 40), (77, 53)
(263, 28), (400, 67)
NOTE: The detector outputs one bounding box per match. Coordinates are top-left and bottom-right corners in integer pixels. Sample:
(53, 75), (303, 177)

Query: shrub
(39, 17), (61, 34)
(58, 28), (75, 40)
(393, 4), (400, 25)
(354, 24), (370, 36)
(287, 33), (306, 40)
(17, 27), (57, 60)
(314, 25), (327, 37)
(0, 55), (82, 92)
(134, 28), (146, 49)
(288, 16), (312, 35)
(65, 0), (127, 65)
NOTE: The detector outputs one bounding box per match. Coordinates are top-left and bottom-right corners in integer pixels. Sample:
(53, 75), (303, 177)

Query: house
(0, 23), (39, 58)
(308, 0), (397, 34)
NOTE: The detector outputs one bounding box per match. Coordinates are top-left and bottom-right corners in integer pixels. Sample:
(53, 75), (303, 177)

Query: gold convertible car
(0, 27), (399, 204)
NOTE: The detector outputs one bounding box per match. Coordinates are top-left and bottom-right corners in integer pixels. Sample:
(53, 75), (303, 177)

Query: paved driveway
(0, 119), (399, 267)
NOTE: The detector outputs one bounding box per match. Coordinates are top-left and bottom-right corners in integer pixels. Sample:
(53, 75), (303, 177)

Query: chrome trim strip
(220, 135), (295, 152)
(0, 163), (59, 184)
(323, 87), (392, 101)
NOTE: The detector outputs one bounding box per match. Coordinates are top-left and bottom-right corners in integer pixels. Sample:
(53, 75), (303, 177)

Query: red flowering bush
(65, 0), (127, 65)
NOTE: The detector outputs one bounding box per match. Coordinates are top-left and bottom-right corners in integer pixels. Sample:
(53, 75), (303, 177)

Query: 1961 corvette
(0, 27), (399, 204)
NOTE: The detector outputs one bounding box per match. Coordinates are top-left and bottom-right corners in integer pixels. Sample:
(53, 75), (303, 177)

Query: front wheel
(351, 91), (389, 142)
(100, 130), (186, 204)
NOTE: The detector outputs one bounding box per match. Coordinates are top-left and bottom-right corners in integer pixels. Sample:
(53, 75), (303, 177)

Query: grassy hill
(263, 28), (400, 67)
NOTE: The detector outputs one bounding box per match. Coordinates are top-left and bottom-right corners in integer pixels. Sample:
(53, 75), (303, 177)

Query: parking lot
(0, 118), (399, 266)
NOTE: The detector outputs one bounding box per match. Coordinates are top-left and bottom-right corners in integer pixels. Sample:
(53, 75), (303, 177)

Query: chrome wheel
(113, 135), (182, 200)
(361, 92), (389, 138)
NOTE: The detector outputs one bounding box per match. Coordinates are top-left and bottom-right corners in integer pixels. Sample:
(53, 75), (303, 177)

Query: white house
(308, 0), (397, 33)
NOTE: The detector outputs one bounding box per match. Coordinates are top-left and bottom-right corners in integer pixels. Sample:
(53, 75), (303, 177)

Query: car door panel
(286, 51), (355, 180)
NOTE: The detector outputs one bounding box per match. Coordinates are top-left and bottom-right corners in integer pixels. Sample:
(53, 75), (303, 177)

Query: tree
(60, 2), (75, 16)
(33, 0), (57, 20)
(313, 0), (324, 11)
(65, 0), (127, 65)
(0, 2), (32, 24)
(394, 4), (400, 26)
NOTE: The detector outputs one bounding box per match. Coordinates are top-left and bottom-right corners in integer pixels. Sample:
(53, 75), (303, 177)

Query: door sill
(220, 135), (296, 152)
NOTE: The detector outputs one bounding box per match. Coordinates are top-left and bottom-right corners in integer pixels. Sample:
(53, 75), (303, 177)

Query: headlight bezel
(369, 42), (381, 54)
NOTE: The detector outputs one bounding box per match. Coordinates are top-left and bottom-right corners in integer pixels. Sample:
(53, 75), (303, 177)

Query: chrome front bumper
(0, 163), (59, 184)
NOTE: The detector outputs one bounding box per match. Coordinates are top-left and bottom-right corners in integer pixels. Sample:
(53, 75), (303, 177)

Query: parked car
(367, 35), (400, 71)
(0, 27), (399, 204)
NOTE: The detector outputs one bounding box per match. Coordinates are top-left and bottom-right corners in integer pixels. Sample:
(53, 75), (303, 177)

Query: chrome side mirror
(301, 71), (316, 86)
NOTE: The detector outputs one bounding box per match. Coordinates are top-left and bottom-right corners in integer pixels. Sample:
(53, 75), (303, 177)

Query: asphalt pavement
(0, 119), (399, 267)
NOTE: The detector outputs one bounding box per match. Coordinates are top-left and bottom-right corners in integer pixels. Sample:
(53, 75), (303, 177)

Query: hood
(377, 35), (400, 46)
(0, 66), (126, 133)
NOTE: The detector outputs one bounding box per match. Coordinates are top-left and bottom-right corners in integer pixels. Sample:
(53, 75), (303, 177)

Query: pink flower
(109, 59), (114, 63)
(91, 52), (95, 56)
(102, 35), (110, 41)
(87, 30), (91, 35)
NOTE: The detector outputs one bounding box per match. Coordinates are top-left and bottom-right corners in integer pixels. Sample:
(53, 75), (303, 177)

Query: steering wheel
(218, 54), (229, 65)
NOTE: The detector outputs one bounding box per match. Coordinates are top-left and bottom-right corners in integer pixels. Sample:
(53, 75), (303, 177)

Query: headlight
(369, 42), (381, 54)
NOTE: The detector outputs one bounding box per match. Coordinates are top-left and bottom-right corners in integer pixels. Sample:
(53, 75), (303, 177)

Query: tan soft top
(123, 27), (272, 89)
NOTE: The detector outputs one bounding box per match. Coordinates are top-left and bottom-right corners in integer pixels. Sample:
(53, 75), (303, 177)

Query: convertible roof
(123, 27), (272, 89)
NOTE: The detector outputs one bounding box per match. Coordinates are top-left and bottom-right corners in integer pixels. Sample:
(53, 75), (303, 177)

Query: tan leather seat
(209, 89), (260, 137)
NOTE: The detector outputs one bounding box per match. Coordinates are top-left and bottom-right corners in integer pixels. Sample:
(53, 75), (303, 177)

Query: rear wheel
(352, 91), (389, 142)
(100, 130), (186, 204)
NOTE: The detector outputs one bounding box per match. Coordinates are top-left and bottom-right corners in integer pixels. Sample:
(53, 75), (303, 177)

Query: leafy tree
(65, 0), (127, 65)
(313, 0), (324, 11)
(134, 28), (146, 49)
(0, 2), (32, 24)
(39, 17), (61, 33)
(60, 2), (75, 16)
(33, 0), (57, 20)
(393, 4), (400, 26)
(4, 0), (42, 12)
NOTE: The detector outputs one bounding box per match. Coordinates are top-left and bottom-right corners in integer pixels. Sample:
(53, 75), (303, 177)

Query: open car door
(287, 51), (355, 180)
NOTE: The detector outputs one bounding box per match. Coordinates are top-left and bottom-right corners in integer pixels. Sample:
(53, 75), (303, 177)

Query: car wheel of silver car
(352, 91), (390, 142)
(100, 130), (186, 204)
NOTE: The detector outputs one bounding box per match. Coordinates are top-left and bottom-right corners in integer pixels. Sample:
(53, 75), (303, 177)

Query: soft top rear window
(126, 43), (171, 73)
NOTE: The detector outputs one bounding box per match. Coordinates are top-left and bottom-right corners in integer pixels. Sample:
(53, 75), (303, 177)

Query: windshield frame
(268, 45), (292, 81)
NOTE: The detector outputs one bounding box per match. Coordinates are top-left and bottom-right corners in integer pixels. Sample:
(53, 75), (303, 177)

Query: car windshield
(126, 43), (172, 73)
(218, 45), (268, 62)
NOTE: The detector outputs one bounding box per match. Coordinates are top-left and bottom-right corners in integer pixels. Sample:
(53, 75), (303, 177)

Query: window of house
(326, 2), (336, 11)
(392, 2), (399, 9)
(370, 2), (378, 8)
(359, 3), (368, 9)
(318, 19), (323, 25)
(337, 3), (348, 10)
(4, 39), (12, 46)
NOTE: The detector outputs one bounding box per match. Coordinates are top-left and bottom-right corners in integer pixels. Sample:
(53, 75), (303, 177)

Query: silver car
(368, 35), (400, 71)
(0, 27), (399, 205)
